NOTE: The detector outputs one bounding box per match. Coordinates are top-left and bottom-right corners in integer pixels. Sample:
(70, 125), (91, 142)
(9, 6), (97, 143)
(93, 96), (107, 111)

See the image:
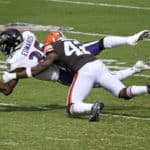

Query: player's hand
(2, 71), (17, 83)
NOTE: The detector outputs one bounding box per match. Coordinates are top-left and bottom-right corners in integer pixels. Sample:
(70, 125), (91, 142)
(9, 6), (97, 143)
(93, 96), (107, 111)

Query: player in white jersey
(0, 29), (150, 96)
(5, 30), (60, 82)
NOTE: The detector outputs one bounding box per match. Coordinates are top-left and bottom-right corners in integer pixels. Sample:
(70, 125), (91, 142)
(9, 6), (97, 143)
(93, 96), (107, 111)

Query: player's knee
(118, 87), (133, 100)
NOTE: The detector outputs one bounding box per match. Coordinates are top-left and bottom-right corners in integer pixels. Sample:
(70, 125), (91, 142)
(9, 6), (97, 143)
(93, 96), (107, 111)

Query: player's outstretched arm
(2, 52), (58, 83)
(0, 79), (18, 95)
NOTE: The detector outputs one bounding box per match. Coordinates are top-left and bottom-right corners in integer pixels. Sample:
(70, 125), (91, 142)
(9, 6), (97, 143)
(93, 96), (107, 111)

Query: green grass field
(0, 0), (150, 149)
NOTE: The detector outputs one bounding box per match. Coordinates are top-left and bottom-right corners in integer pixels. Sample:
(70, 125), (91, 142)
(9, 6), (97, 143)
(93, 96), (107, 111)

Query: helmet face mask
(0, 28), (23, 55)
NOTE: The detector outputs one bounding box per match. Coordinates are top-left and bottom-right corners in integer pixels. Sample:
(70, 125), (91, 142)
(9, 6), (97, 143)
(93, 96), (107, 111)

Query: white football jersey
(6, 31), (59, 81)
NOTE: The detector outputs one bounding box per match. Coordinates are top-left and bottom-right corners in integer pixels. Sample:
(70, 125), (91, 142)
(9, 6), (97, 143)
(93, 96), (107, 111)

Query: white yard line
(66, 30), (108, 37)
(134, 74), (150, 78)
(101, 113), (150, 121)
(47, 0), (150, 11)
(46, 137), (80, 142)
(108, 133), (145, 140)
(0, 103), (51, 110)
(0, 141), (19, 146)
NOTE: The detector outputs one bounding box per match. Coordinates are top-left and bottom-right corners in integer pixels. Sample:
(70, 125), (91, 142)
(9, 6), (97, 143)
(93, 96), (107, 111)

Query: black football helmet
(0, 28), (23, 55)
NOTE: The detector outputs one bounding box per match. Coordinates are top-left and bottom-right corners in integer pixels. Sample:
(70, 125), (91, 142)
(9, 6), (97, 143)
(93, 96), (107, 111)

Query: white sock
(103, 36), (129, 49)
(127, 86), (148, 96)
(70, 102), (93, 114)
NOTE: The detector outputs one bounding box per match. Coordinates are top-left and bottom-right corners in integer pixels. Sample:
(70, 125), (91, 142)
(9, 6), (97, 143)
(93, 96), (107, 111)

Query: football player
(2, 29), (150, 122)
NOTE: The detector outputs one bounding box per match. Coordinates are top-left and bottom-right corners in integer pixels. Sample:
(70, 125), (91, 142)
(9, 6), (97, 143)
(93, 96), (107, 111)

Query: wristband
(26, 68), (32, 77)
(11, 73), (17, 79)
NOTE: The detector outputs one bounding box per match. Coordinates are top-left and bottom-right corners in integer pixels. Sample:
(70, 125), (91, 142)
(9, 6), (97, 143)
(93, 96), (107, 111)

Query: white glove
(2, 71), (17, 83)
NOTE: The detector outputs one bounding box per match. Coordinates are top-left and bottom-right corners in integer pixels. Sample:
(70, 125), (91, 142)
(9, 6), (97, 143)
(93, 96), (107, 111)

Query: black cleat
(147, 84), (150, 94)
(137, 30), (150, 41)
(127, 30), (150, 46)
(89, 102), (104, 122)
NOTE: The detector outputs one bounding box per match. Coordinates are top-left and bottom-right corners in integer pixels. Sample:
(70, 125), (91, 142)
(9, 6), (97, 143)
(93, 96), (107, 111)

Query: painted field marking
(0, 141), (18, 146)
(46, 137), (80, 142)
(0, 103), (51, 110)
(108, 133), (145, 140)
(47, 0), (150, 11)
(101, 113), (150, 121)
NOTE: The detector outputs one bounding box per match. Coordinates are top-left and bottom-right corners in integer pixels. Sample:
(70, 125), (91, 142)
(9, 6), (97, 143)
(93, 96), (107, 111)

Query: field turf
(0, 0), (150, 149)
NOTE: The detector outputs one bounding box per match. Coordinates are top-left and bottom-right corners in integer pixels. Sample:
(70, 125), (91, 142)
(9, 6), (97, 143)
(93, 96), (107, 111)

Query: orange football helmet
(44, 31), (64, 45)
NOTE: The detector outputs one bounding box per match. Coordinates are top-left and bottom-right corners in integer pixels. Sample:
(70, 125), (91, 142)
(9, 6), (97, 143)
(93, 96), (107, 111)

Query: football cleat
(132, 60), (150, 72)
(89, 102), (104, 122)
(147, 84), (150, 94)
(127, 30), (150, 46)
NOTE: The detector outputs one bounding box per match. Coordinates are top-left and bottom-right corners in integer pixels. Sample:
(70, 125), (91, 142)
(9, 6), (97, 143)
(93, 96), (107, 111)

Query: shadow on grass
(0, 103), (66, 112)
(0, 103), (149, 119)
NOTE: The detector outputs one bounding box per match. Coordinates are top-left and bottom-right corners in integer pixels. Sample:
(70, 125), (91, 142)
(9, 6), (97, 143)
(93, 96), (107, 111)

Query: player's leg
(67, 63), (104, 121)
(82, 40), (103, 55)
(113, 61), (150, 98)
(84, 30), (149, 56)
(35, 65), (60, 81)
(95, 60), (125, 96)
(110, 68), (136, 80)
(101, 72), (149, 99)
(83, 60), (147, 100)
(119, 84), (150, 100)
(103, 30), (149, 49)
(95, 60), (150, 99)
(67, 71), (95, 115)
(110, 60), (150, 80)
